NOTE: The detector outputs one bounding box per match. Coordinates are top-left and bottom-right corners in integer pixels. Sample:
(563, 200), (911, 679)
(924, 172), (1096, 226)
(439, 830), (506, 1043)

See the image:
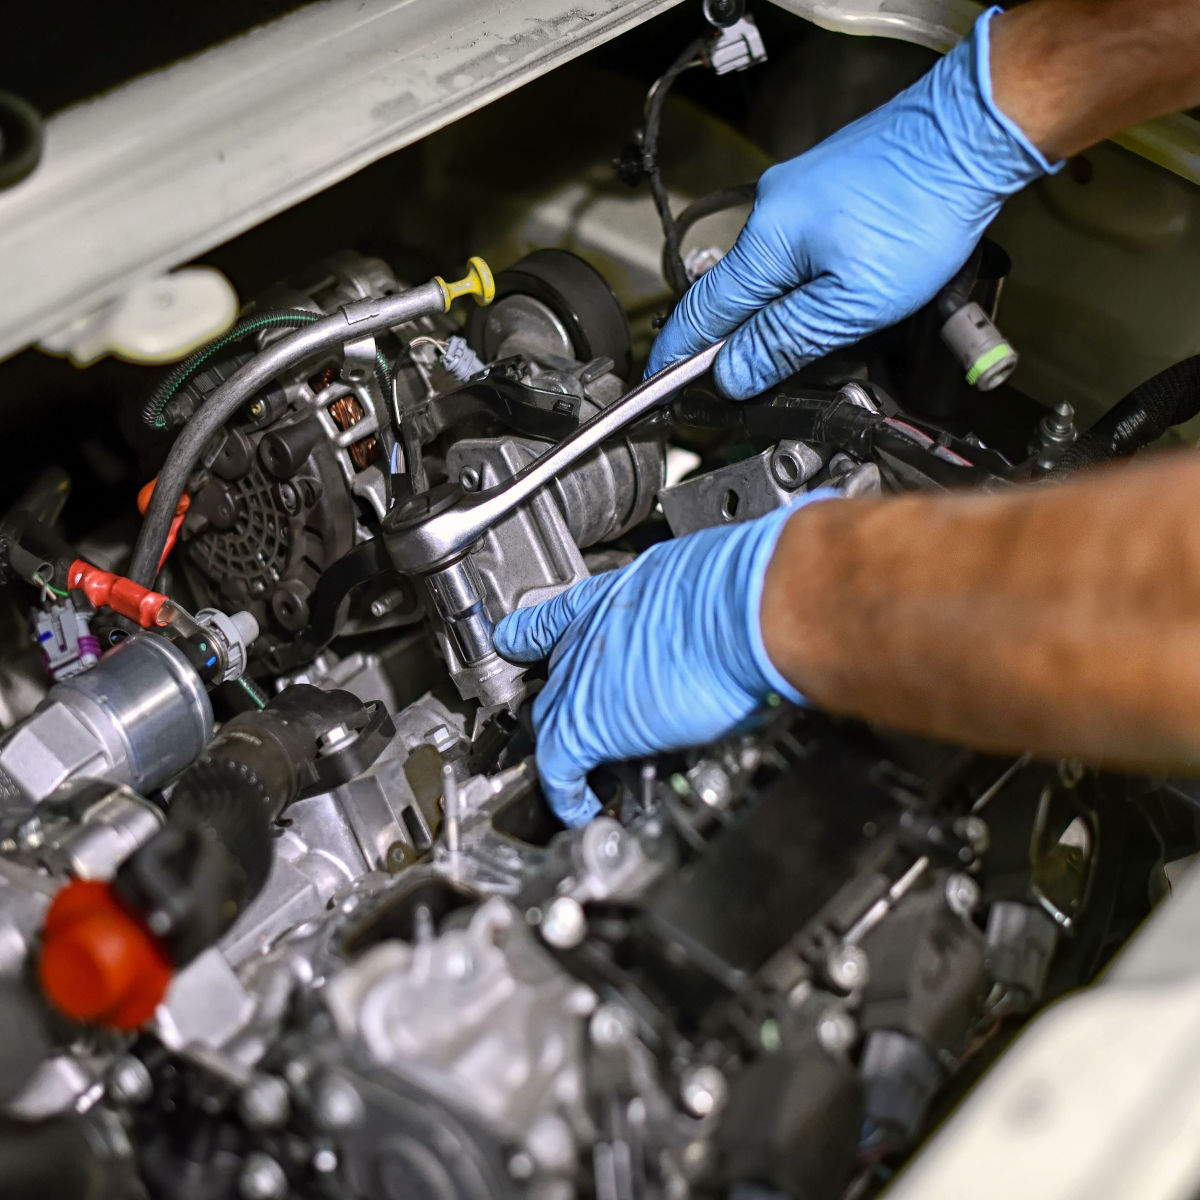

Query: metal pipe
(386, 340), (725, 574)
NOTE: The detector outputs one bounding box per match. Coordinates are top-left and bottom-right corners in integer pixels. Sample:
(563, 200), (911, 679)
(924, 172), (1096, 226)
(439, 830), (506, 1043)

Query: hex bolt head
(312, 1072), (364, 1131)
(816, 1008), (858, 1055)
(956, 815), (990, 855)
(826, 943), (869, 992)
(541, 896), (587, 949)
(108, 1055), (153, 1105)
(507, 1152), (535, 1181)
(238, 1074), (291, 1130)
(276, 482), (300, 515)
(589, 1004), (631, 1048)
(680, 1065), (728, 1118)
(945, 872), (981, 918)
(239, 1153), (288, 1200)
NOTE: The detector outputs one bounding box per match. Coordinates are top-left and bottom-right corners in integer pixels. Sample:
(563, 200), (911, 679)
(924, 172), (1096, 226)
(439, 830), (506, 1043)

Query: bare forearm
(762, 456), (1200, 772)
(991, 0), (1200, 160)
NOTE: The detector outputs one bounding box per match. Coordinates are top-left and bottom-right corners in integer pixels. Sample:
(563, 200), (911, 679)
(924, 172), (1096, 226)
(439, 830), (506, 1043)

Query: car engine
(0, 4), (1198, 1199)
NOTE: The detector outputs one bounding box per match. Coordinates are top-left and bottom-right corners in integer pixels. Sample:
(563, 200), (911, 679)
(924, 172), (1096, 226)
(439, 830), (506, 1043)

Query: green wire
(149, 313), (395, 429)
(33, 570), (68, 599)
(236, 676), (267, 709)
(150, 313), (322, 428)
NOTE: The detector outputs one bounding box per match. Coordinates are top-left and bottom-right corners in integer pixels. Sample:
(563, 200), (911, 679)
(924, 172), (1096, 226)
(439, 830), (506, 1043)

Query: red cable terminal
(67, 560), (169, 629)
(137, 477), (190, 574)
(39, 879), (173, 1030)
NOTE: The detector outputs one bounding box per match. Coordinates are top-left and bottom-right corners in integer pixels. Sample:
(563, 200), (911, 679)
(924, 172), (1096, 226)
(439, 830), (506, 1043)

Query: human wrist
(735, 490), (840, 707)
(934, 6), (1060, 192)
(971, 7), (1062, 176)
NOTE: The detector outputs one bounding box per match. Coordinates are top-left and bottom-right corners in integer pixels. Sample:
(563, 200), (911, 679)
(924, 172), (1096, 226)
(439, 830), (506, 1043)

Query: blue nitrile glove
(493, 492), (835, 826)
(646, 7), (1058, 399)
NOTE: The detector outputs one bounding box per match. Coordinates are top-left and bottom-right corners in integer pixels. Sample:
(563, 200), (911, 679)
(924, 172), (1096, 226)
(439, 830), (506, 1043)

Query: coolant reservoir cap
(39, 879), (172, 1030)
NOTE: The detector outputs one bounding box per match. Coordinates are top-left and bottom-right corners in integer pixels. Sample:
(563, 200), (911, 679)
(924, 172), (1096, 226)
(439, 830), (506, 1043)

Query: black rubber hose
(642, 38), (707, 296)
(140, 307), (393, 431)
(1056, 354), (1200, 471)
(661, 182), (756, 286)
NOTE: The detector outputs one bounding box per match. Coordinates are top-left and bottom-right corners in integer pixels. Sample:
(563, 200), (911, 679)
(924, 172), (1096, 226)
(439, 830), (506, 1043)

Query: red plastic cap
(39, 880), (173, 1030)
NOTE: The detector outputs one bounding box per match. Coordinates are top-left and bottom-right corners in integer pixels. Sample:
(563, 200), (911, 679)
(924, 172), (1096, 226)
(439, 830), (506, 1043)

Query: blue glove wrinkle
(493, 572), (616, 663)
(494, 492), (835, 825)
(645, 7), (1056, 400)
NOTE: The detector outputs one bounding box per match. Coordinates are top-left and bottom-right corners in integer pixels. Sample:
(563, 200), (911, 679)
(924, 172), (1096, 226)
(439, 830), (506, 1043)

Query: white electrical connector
(706, 16), (767, 75)
(440, 335), (486, 382)
(195, 608), (260, 683)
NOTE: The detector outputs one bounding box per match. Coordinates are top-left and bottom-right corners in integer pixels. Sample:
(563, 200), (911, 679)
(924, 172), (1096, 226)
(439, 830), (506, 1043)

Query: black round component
(0, 92), (43, 190)
(271, 578), (312, 631)
(259, 418), (324, 480)
(211, 428), (255, 482)
(189, 462), (289, 590)
(181, 439), (355, 659)
(466, 249), (632, 379)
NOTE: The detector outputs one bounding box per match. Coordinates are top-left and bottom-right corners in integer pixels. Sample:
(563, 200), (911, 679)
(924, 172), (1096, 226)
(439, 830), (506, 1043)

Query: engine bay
(1, 4), (1199, 1199)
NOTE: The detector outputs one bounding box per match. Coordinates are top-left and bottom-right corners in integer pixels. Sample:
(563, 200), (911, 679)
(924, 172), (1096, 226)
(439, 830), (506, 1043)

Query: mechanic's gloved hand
(493, 492), (834, 826)
(646, 6), (1058, 399)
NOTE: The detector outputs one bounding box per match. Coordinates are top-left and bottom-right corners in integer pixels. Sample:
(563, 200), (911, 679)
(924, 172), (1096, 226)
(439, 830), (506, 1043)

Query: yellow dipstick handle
(435, 256), (495, 310)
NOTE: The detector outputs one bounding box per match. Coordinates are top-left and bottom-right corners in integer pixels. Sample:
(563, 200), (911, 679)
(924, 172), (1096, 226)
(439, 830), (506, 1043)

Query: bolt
(108, 1056), (153, 1105)
(600, 829), (623, 860)
(826, 943), (869, 992)
(386, 841), (414, 871)
(524, 1112), (575, 1173)
(312, 1072), (364, 1131)
(318, 724), (355, 752)
(816, 1008), (857, 1055)
(458, 466), (481, 491)
(508, 1152), (535, 1181)
(238, 1074), (291, 1130)
(945, 872), (981, 918)
(589, 1004), (631, 1048)
(283, 1059), (312, 1089)
(311, 1146), (339, 1174)
(17, 819), (43, 850)
(541, 895), (586, 949)
(276, 482), (300, 514)
(369, 587), (408, 619)
(248, 399), (267, 421)
(688, 761), (731, 808)
(680, 1065), (728, 1118)
(239, 1152), (287, 1200)
(957, 815), (990, 855)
